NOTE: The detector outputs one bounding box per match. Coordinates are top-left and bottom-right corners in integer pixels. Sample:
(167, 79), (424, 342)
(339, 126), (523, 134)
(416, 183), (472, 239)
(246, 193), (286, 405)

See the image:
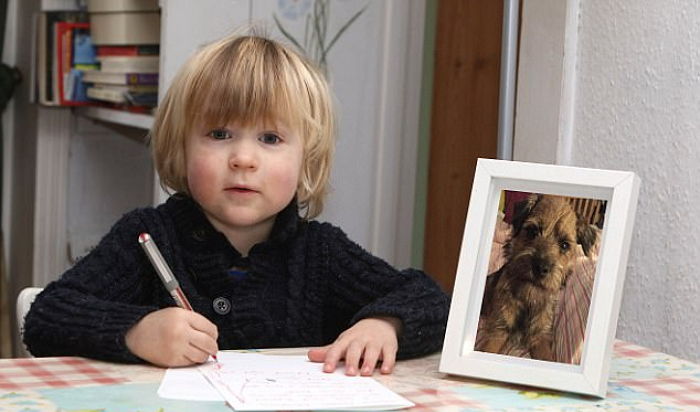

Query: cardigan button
(213, 297), (231, 315)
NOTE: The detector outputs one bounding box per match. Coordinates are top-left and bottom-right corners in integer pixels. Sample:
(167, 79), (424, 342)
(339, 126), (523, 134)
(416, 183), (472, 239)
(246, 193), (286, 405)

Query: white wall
(573, 0), (700, 363)
(512, 0), (566, 163)
(516, 0), (700, 362)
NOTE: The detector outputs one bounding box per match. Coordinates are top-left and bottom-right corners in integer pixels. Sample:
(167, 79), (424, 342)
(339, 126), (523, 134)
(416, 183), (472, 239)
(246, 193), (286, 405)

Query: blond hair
(150, 34), (335, 218)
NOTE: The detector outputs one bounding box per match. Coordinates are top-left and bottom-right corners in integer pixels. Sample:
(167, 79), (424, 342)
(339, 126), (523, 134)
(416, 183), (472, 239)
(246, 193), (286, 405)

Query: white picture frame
(439, 158), (640, 398)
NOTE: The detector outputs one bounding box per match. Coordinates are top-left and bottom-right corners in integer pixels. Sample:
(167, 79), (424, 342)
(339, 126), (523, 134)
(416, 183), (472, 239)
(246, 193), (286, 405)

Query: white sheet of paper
(198, 353), (414, 411)
(158, 362), (223, 401)
(158, 352), (413, 410)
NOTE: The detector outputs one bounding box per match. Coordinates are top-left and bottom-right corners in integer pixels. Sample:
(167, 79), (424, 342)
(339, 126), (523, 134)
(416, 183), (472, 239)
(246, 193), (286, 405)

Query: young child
(23, 34), (449, 376)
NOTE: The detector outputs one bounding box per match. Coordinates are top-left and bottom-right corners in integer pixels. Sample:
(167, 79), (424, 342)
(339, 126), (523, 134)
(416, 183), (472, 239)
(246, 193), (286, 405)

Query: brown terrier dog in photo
(476, 194), (598, 362)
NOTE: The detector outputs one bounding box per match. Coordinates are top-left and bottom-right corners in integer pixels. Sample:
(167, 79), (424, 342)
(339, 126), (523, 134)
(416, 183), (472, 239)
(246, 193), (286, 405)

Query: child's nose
(229, 145), (258, 170)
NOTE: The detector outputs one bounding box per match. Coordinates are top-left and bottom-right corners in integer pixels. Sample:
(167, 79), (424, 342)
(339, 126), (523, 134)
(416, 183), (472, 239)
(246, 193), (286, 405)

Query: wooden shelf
(75, 106), (154, 130)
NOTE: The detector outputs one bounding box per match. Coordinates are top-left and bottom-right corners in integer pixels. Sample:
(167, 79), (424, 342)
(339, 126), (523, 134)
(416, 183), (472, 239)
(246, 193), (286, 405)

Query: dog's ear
(577, 220), (599, 256)
(511, 194), (539, 234)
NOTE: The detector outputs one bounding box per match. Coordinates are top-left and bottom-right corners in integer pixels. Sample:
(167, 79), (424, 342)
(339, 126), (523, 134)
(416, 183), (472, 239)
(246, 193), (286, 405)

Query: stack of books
(83, 0), (160, 109)
(36, 11), (94, 106)
(85, 45), (159, 107)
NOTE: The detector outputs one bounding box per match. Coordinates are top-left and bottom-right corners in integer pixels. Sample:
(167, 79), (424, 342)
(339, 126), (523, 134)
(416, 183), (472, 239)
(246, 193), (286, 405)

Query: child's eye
(259, 133), (281, 145)
(207, 129), (231, 140)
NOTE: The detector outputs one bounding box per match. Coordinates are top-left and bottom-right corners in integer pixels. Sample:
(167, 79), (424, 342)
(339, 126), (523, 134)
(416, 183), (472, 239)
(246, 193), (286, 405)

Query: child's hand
(125, 307), (219, 367)
(307, 316), (401, 376)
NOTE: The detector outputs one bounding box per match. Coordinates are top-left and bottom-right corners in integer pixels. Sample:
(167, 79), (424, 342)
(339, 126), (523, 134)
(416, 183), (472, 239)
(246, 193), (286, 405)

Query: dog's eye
(525, 226), (538, 239)
(559, 240), (570, 251)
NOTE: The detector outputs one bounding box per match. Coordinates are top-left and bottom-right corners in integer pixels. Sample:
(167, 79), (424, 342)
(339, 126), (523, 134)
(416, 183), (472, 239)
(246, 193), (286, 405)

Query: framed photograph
(439, 158), (640, 397)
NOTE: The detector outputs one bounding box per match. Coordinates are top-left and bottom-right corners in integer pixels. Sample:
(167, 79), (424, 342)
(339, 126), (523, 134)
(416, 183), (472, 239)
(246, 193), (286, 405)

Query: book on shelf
(36, 11), (89, 105)
(73, 31), (97, 65)
(64, 34), (98, 103)
(86, 86), (128, 103)
(96, 45), (159, 56)
(90, 83), (158, 93)
(55, 21), (95, 106)
(124, 91), (158, 107)
(81, 71), (158, 85)
(87, 86), (157, 107)
(96, 55), (159, 73)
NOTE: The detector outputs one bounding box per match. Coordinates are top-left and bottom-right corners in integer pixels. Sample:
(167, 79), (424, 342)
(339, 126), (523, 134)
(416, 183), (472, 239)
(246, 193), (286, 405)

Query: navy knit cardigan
(24, 194), (449, 363)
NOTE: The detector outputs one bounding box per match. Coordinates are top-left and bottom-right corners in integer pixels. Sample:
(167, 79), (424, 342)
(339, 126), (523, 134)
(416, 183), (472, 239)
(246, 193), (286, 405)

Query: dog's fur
(476, 194), (598, 361)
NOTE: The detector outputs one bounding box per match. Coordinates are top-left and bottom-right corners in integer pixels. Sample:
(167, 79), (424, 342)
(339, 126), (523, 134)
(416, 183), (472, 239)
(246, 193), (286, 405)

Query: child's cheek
(280, 172), (301, 197)
(186, 156), (217, 197)
(273, 163), (302, 200)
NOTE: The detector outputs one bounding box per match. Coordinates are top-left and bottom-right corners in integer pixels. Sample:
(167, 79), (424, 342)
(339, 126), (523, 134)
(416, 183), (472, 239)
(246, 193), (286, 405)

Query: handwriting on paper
(198, 353), (414, 411)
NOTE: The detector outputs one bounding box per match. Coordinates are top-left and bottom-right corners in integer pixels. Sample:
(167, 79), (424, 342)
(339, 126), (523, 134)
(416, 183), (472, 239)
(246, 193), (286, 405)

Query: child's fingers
(343, 341), (364, 376)
(321, 343), (345, 373)
(183, 342), (213, 365)
(307, 345), (330, 363)
(186, 312), (219, 340)
(189, 329), (219, 359)
(360, 345), (382, 376)
(379, 345), (397, 374)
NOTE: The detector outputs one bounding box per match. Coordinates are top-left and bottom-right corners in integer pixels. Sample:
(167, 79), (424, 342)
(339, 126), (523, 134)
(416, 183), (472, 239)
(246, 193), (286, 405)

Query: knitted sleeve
(23, 209), (161, 362)
(321, 223), (450, 359)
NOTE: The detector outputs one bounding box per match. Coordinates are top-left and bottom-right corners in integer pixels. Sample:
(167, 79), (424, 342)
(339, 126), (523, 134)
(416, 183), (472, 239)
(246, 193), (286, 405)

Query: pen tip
(138, 233), (151, 243)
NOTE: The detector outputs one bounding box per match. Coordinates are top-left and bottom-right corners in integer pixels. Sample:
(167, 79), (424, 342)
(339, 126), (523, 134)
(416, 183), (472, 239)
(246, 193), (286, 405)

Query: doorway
(423, 0), (503, 293)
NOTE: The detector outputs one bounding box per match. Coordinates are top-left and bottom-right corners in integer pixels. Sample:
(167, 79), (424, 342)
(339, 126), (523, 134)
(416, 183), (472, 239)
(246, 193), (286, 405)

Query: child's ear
(511, 194), (539, 235)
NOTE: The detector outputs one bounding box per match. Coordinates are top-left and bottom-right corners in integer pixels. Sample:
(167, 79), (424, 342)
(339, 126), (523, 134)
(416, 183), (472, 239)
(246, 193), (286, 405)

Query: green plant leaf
(304, 14), (311, 50)
(322, 4), (367, 61)
(320, 0), (329, 45)
(312, 1), (325, 60)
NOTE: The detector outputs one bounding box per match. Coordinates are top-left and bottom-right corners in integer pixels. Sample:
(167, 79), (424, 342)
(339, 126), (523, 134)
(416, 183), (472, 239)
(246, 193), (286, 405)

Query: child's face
(186, 120), (303, 237)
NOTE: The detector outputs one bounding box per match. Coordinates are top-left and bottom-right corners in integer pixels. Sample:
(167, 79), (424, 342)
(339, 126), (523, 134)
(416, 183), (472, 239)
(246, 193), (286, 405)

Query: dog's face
(505, 194), (597, 290)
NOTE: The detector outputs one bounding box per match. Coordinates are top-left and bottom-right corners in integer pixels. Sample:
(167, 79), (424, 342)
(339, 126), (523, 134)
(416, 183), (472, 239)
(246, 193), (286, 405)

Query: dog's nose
(532, 257), (551, 277)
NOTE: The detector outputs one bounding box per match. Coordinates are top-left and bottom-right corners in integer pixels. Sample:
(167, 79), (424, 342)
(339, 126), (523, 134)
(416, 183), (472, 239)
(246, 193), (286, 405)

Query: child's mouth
(228, 186), (256, 193)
